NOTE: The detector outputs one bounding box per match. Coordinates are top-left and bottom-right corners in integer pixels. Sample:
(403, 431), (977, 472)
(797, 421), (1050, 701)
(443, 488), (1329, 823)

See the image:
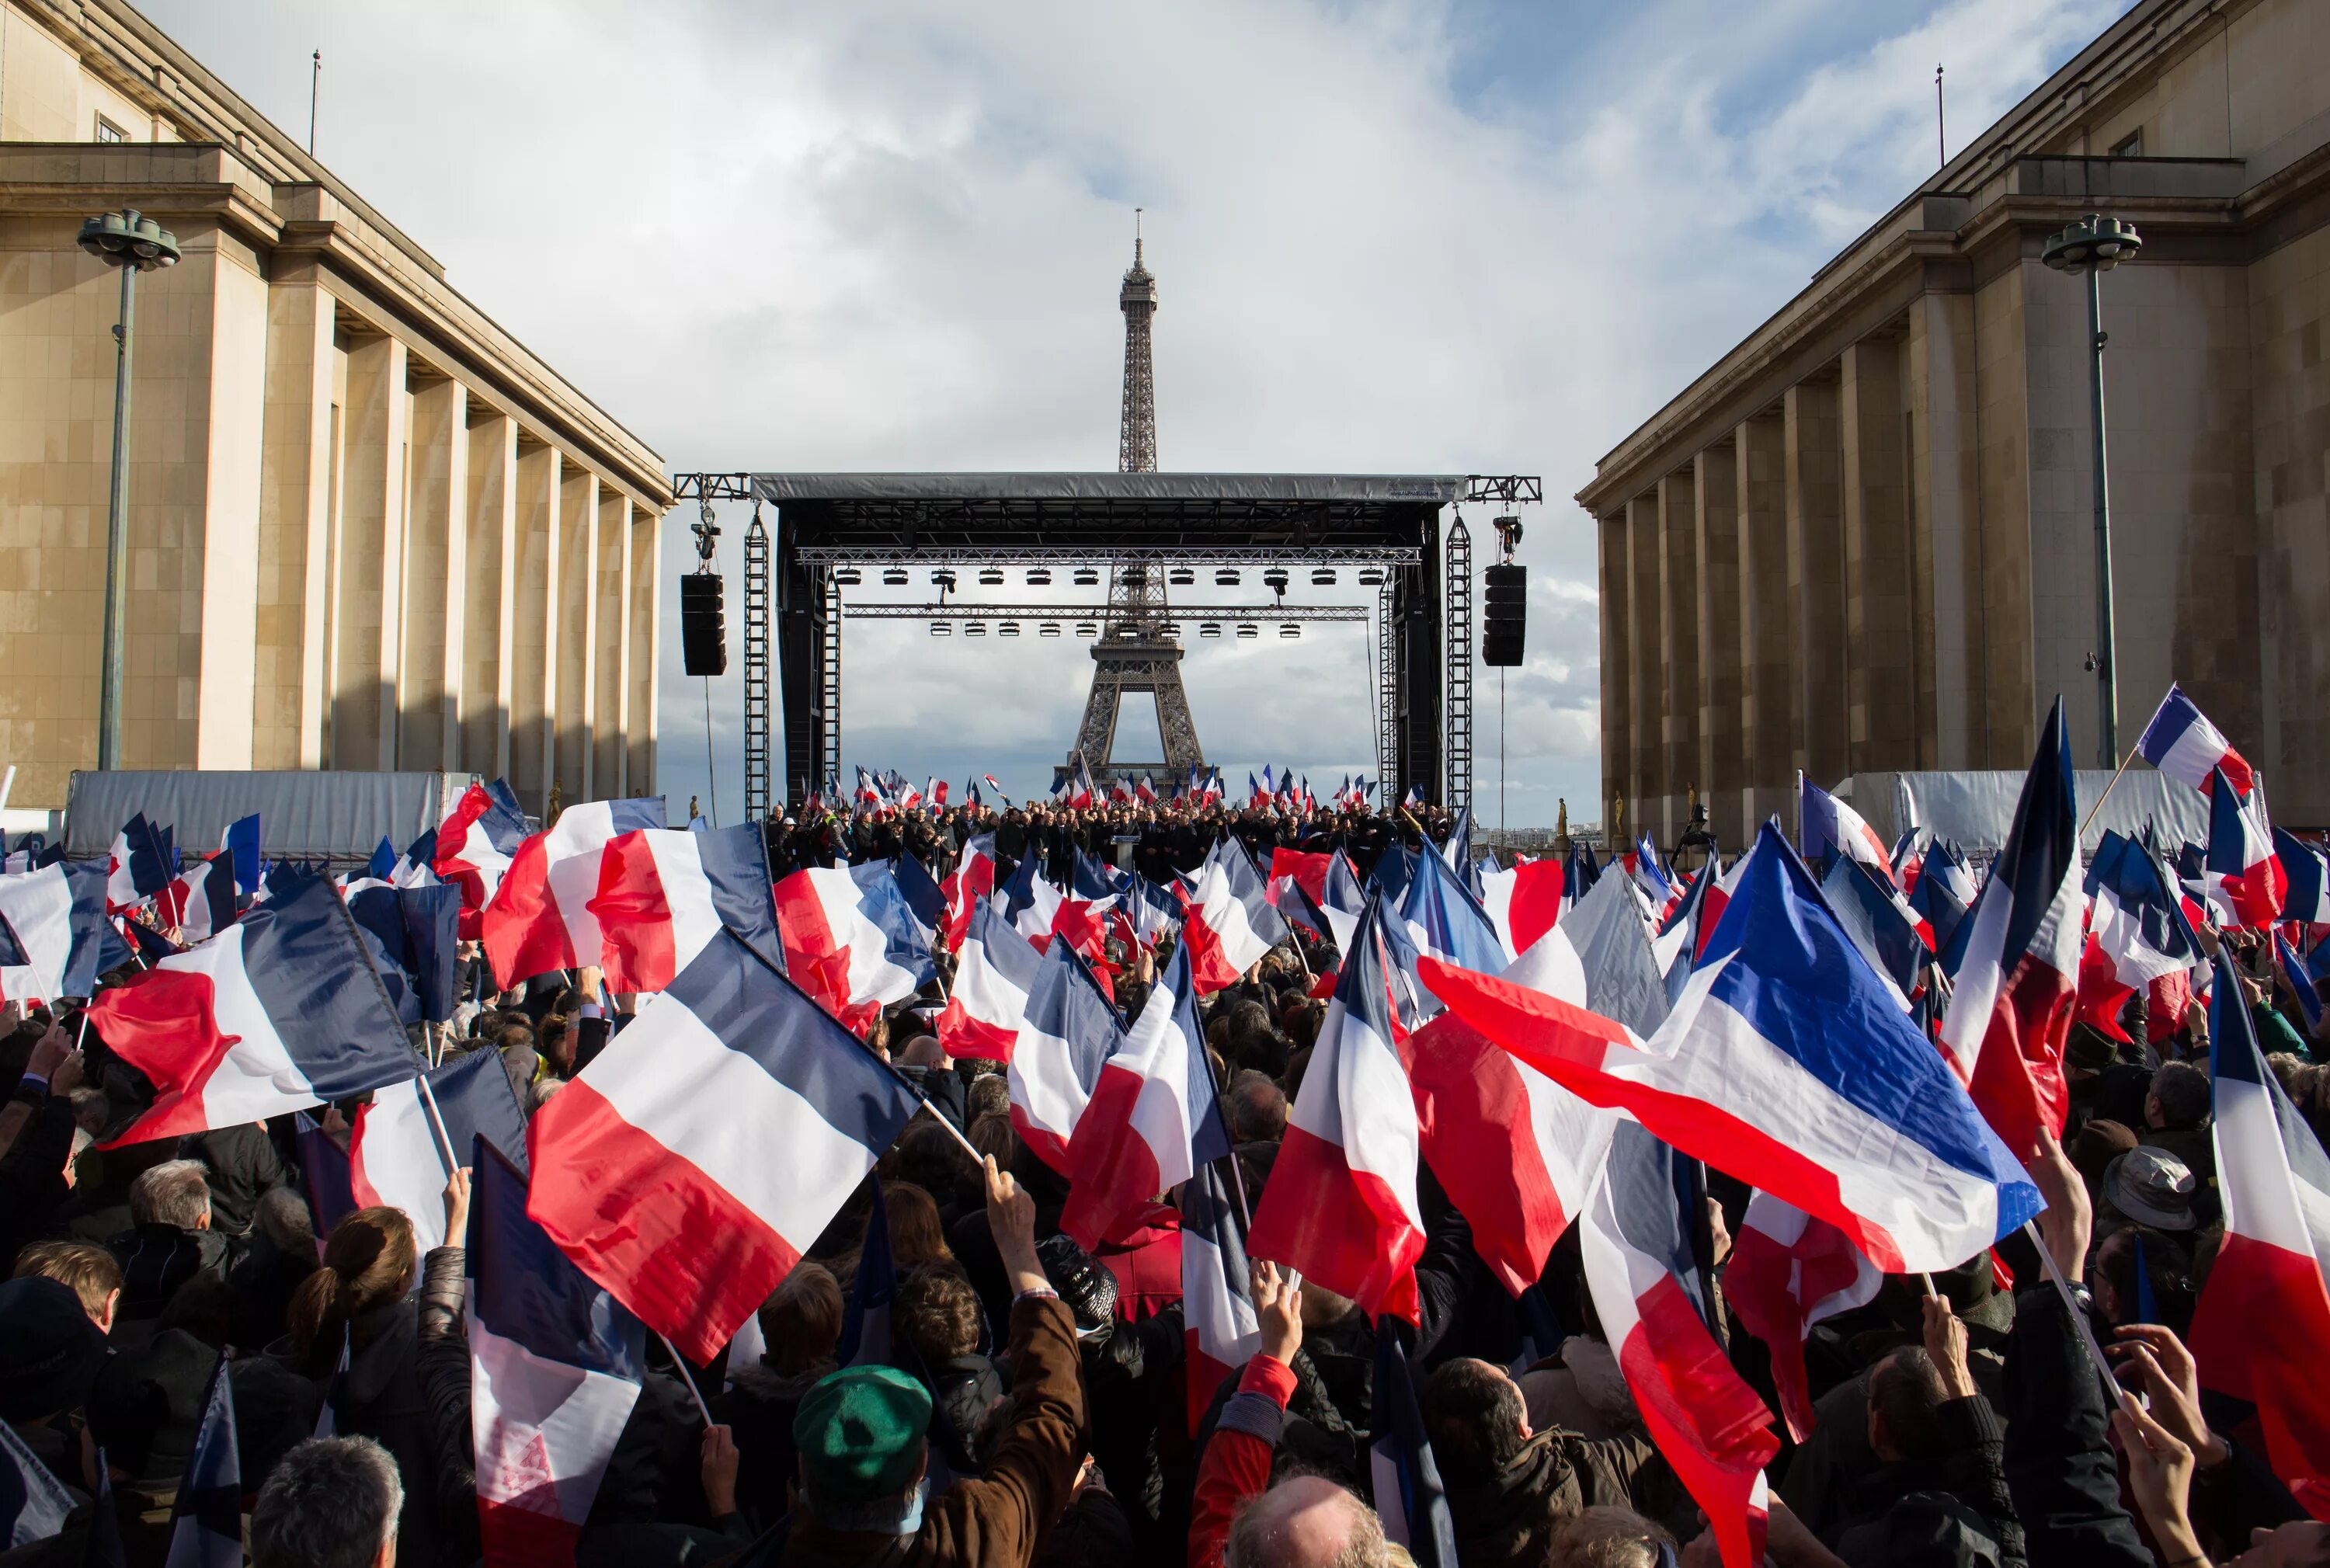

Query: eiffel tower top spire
(1118, 208), (1158, 474)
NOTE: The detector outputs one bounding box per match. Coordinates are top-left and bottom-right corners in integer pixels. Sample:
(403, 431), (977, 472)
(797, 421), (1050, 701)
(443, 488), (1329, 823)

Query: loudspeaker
(680, 572), (727, 676)
(1482, 563), (1526, 666)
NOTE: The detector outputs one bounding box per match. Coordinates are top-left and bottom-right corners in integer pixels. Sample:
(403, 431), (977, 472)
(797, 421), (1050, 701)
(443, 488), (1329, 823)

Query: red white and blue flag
(154, 850), (242, 945)
(1061, 942), (1229, 1248)
(1250, 904), (1427, 1319)
(1910, 839), (1978, 958)
(586, 824), (781, 993)
(771, 865), (925, 1031)
(162, 1348), (241, 1568)
(1369, 1329), (1459, 1568)
(936, 898), (1042, 1063)
(106, 812), (172, 913)
(2188, 950), (2330, 1518)
(2138, 682), (2255, 798)
(1480, 856), (1565, 968)
(482, 798), (666, 987)
(1816, 857), (1928, 1007)
(1007, 937), (1122, 1174)
(2277, 829), (2330, 930)
(433, 778), (529, 925)
(1579, 1124), (1779, 1568)
(1620, 832), (1674, 909)
(351, 1046), (530, 1259)
(525, 928), (923, 1362)
(1181, 1159), (1259, 1434)
(2276, 933), (2326, 1038)
(0, 861), (118, 1001)
(468, 1139), (645, 1567)
(1798, 777), (1895, 885)
(2204, 767), (2287, 930)
(1185, 839), (1289, 993)
(1724, 1193), (1880, 1443)
(1419, 819), (2043, 1275)
(941, 833), (996, 947)
(2074, 832), (2201, 1045)
(88, 874), (418, 1146)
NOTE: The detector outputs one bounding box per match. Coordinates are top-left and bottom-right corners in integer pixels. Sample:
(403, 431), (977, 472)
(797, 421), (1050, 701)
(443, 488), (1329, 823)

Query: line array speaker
(1482, 563), (1526, 666)
(681, 572), (728, 676)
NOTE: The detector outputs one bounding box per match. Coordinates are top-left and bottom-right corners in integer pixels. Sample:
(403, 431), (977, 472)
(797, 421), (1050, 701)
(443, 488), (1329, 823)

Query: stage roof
(747, 472), (1467, 505)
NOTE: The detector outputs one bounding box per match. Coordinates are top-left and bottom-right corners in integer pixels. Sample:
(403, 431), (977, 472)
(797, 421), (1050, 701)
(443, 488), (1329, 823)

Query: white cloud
(140, 0), (2127, 823)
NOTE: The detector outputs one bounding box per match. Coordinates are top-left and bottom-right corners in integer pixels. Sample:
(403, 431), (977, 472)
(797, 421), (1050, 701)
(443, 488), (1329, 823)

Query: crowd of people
(2, 791), (2326, 1568)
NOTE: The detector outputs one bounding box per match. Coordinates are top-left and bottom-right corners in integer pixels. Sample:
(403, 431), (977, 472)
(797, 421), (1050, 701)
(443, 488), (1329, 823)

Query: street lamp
(76, 207), (181, 770)
(2041, 212), (2141, 769)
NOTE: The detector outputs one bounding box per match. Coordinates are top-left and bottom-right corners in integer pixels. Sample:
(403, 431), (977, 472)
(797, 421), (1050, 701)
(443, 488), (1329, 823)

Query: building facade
(1577, 0), (2330, 848)
(0, 0), (670, 812)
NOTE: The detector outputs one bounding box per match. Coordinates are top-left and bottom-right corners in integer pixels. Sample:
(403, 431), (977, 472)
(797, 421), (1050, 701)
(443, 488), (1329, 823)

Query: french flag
(0, 860), (120, 1000)
(1936, 698), (2084, 1156)
(350, 1046), (530, 1257)
(468, 1139), (645, 1567)
(999, 854), (1064, 943)
(1419, 820), (2043, 1276)
(87, 874), (419, 1146)
(772, 865), (926, 1031)
(2276, 933), (2325, 1038)
(2075, 832), (2201, 1045)
(1007, 937), (1122, 1173)
(1369, 1329), (1459, 1568)
(1181, 1159), (1259, 1434)
(1910, 839), (1978, 958)
(936, 898), (1042, 1062)
(1621, 833), (1674, 909)
(941, 833), (996, 947)
(2277, 829), (2330, 930)
(107, 812), (172, 913)
(836, 1182), (895, 1368)
(1817, 857), (1928, 1006)
(1799, 777), (1895, 884)
(218, 813), (262, 897)
(1185, 840), (1289, 993)
(165, 1350), (242, 1568)
(525, 928), (923, 1363)
(1060, 943), (1228, 1249)
(982, 774), (1004, 796)
(586, 824), (781, 993)
(1479, 856), (1564, 967)
(1400, 843), (1511, 972)
(1581, 1124), (1778, 1568)
(155, 850), (240, 945)
(2205, 767), (2287, 930)
(1724, 1192), (1879, 1443)
(1249, 905), (1427, 1320)
(482, 798), (665, 987)
(389, 827), (440, 888)
(1268, 847), (1334, 911)
(2139, 682), (2255, 798)
(2188, 950), (2330, 1518)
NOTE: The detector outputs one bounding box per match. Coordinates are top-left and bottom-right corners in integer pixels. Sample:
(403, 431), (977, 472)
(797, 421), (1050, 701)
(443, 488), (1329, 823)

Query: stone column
(1598, 509), (1630, 843)
(255, 272), (336, 770)
(1784, 374), (1848, 786)
(399, 375), (467, 771)
(556, 463), (598, 801)
(512, 440), (559, 809)
(1625, 492), (1661, 843)
(1657, 469), (1699, 846)
(462, 412), (516, 778)
(594, 488), (629, 793)
(1735, 412), (1792, 831)
(333, 333), (408, 771)
(1909, 292), (1975, 768)
(195, 234), (269, 772)
(1841, 336), (1913, 774)
(627, 505), (660, 798)
(1694, 443), (1743, 847)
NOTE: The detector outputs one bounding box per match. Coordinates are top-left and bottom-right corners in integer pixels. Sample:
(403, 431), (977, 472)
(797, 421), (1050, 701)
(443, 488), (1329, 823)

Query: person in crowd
(110, 1157), (232, 1340)
(251, 1435), (405, 1568)
(13, 1237), (123, 1333)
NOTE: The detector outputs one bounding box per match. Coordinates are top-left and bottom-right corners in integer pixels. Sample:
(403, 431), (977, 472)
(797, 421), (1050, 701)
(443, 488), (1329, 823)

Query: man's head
(1422, 1358), (1532, 1484)
(2230, 1520), (2330, 1566)
(1866, 1346), (1949, 1463)
(795, 1365), (931, 1531)
(759, 1260), (843, 1377)
(895, 1034), (948, 1071)
(251, 1435), (403, 1568)
(893, 1266), (980, 1365)
(1226, 1476), (1389, 1568)
(2147, 1061), (2210, 1131)
(254, 1187), (317, 1257)
(1548, 1506), (1678, 1567)
(12, 1239), (122, 1333)
(128, 1158), (211, 1231)
(1224, 1070), (1287, 1145)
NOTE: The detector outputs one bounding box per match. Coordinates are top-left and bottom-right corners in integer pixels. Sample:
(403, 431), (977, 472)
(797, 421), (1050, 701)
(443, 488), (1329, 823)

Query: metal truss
(795, 544), (1418, 568)
(741, 509), (773, 822)
(840, 602), (1366, 622)
(1376, 579), (1399, 798)
(1445, 515), (1473, 812)
(1462, 475), (1543, 506)
(816, 578), (841, 801)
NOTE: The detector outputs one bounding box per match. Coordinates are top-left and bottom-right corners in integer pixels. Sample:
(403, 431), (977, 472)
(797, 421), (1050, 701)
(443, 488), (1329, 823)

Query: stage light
(1074, 567), (1101, 586)
(1236, 623), (1258, 639)
(1311, 568), (1337, 586)
(832, 565), (861, 586)
(1027, 567), (1052, 586)
(932, 568), (957, 592)
(929, 622), (951, 636)
(1040, 622), (1062, 637)
(1279, 624), (1300, 639)
(1358, 565), (1385, 586)
(979, 567), (1004, 586)
(965, 622), (987, 637)
(1169, 566), (1195, 586)
(1076, 621), (1098, 637)
(999, 621), (1021, 637)
(882, 567), (909, 586)
(1215, 568), (1240, 586)
(1200, 623), (1221, 638)
(1264, 568), (1288, 596)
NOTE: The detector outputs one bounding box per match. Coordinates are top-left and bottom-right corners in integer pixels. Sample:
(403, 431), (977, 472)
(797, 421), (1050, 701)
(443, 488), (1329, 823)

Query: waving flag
(1061, 943), (1227, 1248)
(482, 798), (666, 986)
(526, 929), (922, 1362)
(1268, 848), (1335, 910)
(1250, 905), (1426, 1319)
(1479, 856), (1564, 965)
(2139, 683), (2255, 798)
(389, 827), (440, 888)
(2276, 934), (2325, 1038)
(1370, 1329), (1459, 1568)
(2206, 768), (2287, 930)
(1181, 1159), (1259, 1434)
(1186, 839), (1291, 993)
(88, 874), (418, 1146)
(587, 825), (780, 993)
(436, 780), (529, 922)
(1419, 820), (2042, 1275)
(1725, 1193), (1880, 1443)
(162, 1343), (241, 1568)
(351, 1046), (530, 1257)
(1798, 777), (1894, 884)
(942, 833), (996, 947)
(1622, 832), (1674, 908)
(1910, 839), (1977, 958)
(217, 814), (262, 897)
(1504, 867), (1672, 1042)
(1581, 1124), (1778, 1568)
(106, 812), (172, 912)
(837, 1182), (895, 1368)
(772, 865), (925, 1030)
(1007, 937), (1123, 1173)
(1817, 857), (1927, 1006)
(2076, 833), (2202, 1045)
(2278, 830), (2330, 929)
(999, 854), (1062, 941)
(154, 850), (241, 945)
(1399, 843), (1509, 972)
(0, 860), (116, 1000)
(469, 1139), (645, 1568)
(1317, 852), (1368, 954)
(2189, 951), (2330, 1517)
(937, 899), (1043, 1062)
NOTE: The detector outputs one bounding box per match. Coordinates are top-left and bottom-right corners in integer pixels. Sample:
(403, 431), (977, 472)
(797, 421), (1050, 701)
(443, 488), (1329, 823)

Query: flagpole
(2076, 746), (2138, 840)
(413, 1069), (461, 1176)
(2021, 1219), (2126, 1402)
(656, 1326), (718, 1426)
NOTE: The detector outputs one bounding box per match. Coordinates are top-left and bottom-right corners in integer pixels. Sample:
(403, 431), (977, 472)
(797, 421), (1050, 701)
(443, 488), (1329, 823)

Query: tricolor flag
(1368, 1329), (1459, 1568)
(1060, 943), (1228, 1249)
(1479, 856), (1564, 967)
(1399, 843), (1509, 973)
(586, 825), (781, 993)
(525, 929), (923, 1363)
(436, 781), (530, 925)
(2275, 933), (2325, 1038)
(936, 899), (1042, 1062)
(2277, 829), (2330, 929)
(999, 854), (1066, 948)
(1936, 699), (2083, 1156)
(1249, 905), (1426, 1319)
(941, 833), (997, 947)
(1419, 820), (2043, 1275)
(1581, 1124), (1778, 1568)
(0, 860), (118, 1000)
(350, 1046), (530, 1258)
(482, 798), (666, 987)
(2075, 833), (2202, 1045)
(1723, 1192), (1879, 1442)
(1184, 840), (1290, 993)
(1910, 839), (1978, 959)
(162, 1351), (241, 1568)
(1817, 857), (1928, 1006)
(2138, 683), (2255, 798)
(468, 1139), (645, 1567)
(1180, 1159), (1258, 1434)
(88, 874), (419, 1145)
(1268, 848), (1334, 910)
(153, 849), (241, 945)
(982, 774), (1004, 795)
(836, 1182), (895, 1368)
(1402, 784), (1424, 809)
(106, 812), (172, 913)
(1621, 832), (1674, 909)
(772, 865), (926, 1031)
(1007, 937), (1122, 1174)
(389, 827), (440, 888)
(2188, 950), (2330, 1517)
(218, 813), (263, 897)
(1797, 777), (1894, 885)
(2205, 767), (2287, 930)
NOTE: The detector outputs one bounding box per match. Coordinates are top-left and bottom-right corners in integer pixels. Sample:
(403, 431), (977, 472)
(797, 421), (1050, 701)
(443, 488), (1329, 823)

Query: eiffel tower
(1066, 212), (1204, 789)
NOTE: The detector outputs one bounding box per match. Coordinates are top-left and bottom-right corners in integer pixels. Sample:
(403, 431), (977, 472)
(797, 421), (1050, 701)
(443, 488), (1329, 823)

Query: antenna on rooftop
(1935, 64), (1946, 170)
(308, 50), (322, 157)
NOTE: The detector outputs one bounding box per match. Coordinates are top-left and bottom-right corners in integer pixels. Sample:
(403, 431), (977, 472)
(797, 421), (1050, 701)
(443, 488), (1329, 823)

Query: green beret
(794, 1365), (933, 1504)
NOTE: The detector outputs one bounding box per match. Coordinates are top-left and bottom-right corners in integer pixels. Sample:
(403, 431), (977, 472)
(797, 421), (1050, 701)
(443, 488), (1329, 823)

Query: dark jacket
(1443, 1427), (1678, 1568)
(1823, 1396), (2024, 1568)
(109, 1223), (232, 1337)
(2000, 1284), (2148, 1568)
(179, 1122), (288, 1236)
(413, 1244), (481, 1566)
(308, 1295), (453, 1568)
(713, 1357), (836, 1526)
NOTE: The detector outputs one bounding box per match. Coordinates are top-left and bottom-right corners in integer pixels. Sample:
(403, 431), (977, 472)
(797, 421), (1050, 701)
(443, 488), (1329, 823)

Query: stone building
(1577, 0), (2330, 847)
(0, 0), (670, 812)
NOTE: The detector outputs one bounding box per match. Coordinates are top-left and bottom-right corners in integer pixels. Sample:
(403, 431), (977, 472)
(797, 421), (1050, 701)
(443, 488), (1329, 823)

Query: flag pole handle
(2020, 1219), (2125, 1403)
(413, 1070), (462, 1177)
(2077, 746), (2139, 840)
(656, 1326), (718, 1427)
(1918, 1271), (1938, 1299)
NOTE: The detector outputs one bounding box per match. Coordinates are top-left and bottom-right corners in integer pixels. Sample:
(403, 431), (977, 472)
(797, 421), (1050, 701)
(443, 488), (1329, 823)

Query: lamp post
(2040, 211), (2142, 769)
(77, 207), (181, 770)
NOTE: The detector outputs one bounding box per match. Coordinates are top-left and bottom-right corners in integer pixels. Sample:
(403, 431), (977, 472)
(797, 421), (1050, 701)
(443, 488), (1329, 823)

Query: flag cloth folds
(218, 813), (262, 897)
(1418, 820), (2042, 1276)
(1797, 777), (1894, 883)
(836, 1182), (895, 1368)
(2203, 767), (2287, 930)
(89, 875), (419, 1146)
(1184, 840), (1290, 993)
(1935, 697), (2083, 1156)
(162, 1345), (240, 1568)
(482, 798), (666, 986)
(2075, 833), (2201, 1045)
(351, 1046), (530, 1257)
(1249, 905), (1427, 1320)
(524, 928), (921, 1363)
(0, 860), (115, 1000)
(1723, 1192), (1880, 1443)
(2188, 950), (2330, 1518)
(771, 865), (924, 1031)
(1479, 857), (1565, 965)
(107, 812), (172, 912)
(0, 1413), (75, 1549)
(1580, 1123), (1777, 1568)
(1060, 943), (1228, 1249)
(936, 899), (1043, 1063)
(1181, 1159), (1258, 1435)
(2276, 829), (2330, 928)
(2137, 682), (2255, 798)
(468, 1139), (646, 1567)
(155, 850), (240, 946)
(435, 778), (530, 919)
(1007, 937), (1123, 1174)
(586, 824), (781, 993)
(1369, 1328), (1459, 1568)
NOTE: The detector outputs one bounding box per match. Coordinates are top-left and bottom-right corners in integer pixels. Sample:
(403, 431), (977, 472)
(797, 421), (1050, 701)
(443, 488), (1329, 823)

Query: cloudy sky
(146, 0), (2129, 826)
